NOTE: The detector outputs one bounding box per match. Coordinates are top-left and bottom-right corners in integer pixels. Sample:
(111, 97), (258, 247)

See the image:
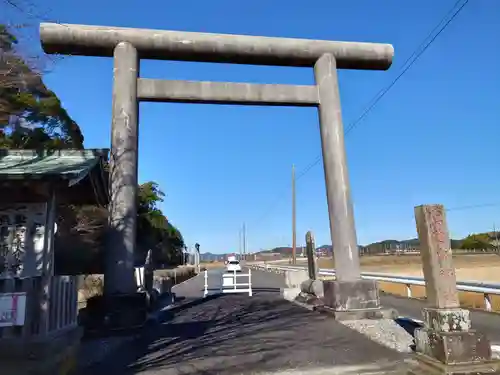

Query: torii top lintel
(39, 23), (394, 71)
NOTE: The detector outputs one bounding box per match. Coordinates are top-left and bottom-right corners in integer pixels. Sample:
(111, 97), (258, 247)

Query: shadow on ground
(394, 317), (422, 352)
(81, 288), (406, 375)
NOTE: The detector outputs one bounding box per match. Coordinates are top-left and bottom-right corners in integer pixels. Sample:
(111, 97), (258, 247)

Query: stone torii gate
(39, 23), (394, 313)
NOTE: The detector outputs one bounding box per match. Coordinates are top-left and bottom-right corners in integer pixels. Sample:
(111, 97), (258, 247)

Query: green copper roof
(0, 149), (109, 184)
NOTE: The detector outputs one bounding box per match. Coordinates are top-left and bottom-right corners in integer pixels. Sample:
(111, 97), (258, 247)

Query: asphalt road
(265, 262), (500, 345)
(380, 294), (500, 345)
(82, 268), (408, 375)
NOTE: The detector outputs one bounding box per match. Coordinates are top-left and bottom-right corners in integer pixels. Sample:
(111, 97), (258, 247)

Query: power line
(447, 202), (500, 212)
(250, 0), (470, 229)
(299, 0), (470, 179)
(343, 0), (469, 136)
(4, 0), (72, 66)
(397, 202), (500, 223)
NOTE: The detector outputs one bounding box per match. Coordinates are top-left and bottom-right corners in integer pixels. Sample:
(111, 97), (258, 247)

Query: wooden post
(305, 231), (318, 280)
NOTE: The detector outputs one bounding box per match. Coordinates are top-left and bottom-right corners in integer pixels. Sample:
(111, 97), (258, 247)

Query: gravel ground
(340, 319), (415, 353)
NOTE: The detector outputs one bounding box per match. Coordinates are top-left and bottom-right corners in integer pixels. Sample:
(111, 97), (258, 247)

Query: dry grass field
(317, 254), (500, 311)
(78, 266), (197, 309)
(200, 261), (226, 269)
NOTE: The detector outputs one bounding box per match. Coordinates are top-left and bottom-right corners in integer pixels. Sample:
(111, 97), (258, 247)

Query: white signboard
(0, 293), (27, 327)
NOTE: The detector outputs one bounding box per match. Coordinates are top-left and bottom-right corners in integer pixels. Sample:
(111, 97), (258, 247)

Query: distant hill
(199, 252), (226, 262)
(198, 231), (497, 260)
(361, 237), (468, 252)
(199, 251), (246, 262)
(256, 231), (498, 256)
(262, 246), (326, 256)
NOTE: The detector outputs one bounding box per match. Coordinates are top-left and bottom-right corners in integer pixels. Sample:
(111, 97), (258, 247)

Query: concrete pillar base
(323, 279), (380, 310)
(82, 292), (149, 336)
(316, 305), (396, 321)
(319, 279), (397, 321)
(0, 326), (82, 375)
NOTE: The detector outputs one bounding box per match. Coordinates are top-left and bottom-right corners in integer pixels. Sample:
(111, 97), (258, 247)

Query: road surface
(380, 294), (500, 345)
(81, 268), (409, 375)
(261, 262), (500, 345)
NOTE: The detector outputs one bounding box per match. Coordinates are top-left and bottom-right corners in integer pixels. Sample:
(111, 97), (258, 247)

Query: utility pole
(494, 223), (499, 253)
(292, 164), (296, 265)
(242, 223), (247, 260)
(239, 228), (242, 260)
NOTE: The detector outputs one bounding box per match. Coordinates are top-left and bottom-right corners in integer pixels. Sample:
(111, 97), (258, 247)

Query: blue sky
(4, 0), (500, 253)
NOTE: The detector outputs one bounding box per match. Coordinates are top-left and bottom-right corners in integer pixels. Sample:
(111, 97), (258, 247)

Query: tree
(0, 24), (84, 148)
(138, 181), (166, 230)
(460, 233), (493, 250)
(137, 182), (185, 266)
(55, 205), (108, 274)
(55, 182), (186, 274)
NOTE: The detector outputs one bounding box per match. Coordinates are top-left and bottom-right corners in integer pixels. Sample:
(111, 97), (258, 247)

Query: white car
(226, 260), (242, 272)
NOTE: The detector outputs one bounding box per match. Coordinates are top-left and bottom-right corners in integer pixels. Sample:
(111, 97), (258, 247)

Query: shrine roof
(0, 149), (109, 205)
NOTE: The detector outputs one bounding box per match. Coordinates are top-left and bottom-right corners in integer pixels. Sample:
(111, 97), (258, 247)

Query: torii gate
(39, 23), (394, 316)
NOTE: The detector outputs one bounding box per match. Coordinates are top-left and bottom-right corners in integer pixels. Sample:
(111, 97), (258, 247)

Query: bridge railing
(251, 263), (500, 312)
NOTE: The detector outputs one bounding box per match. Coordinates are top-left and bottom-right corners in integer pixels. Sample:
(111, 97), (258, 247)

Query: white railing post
(485, 293), (492, 312)
(233, 270), (237, 292)
(406, 283), (412, 298)
(248, 268), (252, 297)
(203, 269), (208, 297)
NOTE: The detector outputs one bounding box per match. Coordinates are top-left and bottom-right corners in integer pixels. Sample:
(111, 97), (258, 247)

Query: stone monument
(413, 204), (500, 375)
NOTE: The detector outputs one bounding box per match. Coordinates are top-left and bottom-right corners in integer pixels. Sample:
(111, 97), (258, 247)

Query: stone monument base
(415, 328), (492, 364)
(411, 352), (500, 375)
(413, 307), (500, 374)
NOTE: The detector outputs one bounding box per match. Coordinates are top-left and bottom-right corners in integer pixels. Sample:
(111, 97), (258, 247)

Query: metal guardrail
(251, 264), (500, 312)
